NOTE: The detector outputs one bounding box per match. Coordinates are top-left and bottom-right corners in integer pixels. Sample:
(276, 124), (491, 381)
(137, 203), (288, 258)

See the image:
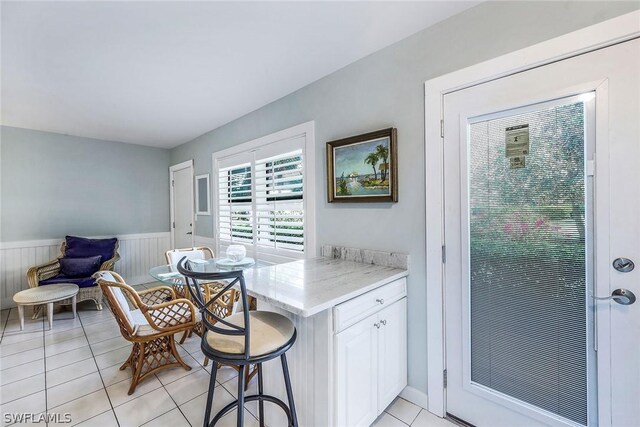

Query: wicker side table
(13, 284), (79, 330)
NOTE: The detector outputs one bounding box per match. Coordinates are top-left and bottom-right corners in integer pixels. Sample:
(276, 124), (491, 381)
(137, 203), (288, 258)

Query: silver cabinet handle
(594, 288), (636, 305)
(376, 298), (384, 305)
(186, 232), (193, 235)
(374, 322), (381, 329)
(380, 319), (387, 326)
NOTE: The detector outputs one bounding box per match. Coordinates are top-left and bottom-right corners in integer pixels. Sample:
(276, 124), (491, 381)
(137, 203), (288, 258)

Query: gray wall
(170, 1), (639, 396)
(1, 126), (170, 241)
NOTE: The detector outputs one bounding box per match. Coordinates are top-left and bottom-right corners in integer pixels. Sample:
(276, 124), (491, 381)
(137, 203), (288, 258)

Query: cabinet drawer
(334, 277), (406, 333)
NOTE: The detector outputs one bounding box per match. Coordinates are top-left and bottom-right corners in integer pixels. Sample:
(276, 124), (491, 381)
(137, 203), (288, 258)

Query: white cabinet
(377, 298), (408, 410)
(334, 279), (408, 427)
(335, 312), (380, 427)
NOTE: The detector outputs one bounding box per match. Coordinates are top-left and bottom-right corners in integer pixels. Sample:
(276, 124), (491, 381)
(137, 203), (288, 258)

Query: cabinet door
(335, 312), (379, 427)
(377, 297), (408, 412)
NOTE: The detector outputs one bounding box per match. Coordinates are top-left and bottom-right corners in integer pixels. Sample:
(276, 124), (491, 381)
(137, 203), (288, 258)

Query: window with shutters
(213, 123), (315, 261)
(218, 164), (253, 243)
(255, 151), (304, 252)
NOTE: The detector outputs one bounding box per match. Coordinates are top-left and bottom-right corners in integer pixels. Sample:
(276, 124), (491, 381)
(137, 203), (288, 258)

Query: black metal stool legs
(257, 363), (265, 427)
(204, 361), (218, 427)
(236, 365), (246, 427)
(281, 354), (298, 427)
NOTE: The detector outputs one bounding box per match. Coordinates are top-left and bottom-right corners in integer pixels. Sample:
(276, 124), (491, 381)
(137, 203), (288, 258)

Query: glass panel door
(468, 96), (592, 425)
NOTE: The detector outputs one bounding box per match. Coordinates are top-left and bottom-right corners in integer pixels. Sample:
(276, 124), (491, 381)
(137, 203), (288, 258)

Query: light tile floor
(0, 283), (454, 427)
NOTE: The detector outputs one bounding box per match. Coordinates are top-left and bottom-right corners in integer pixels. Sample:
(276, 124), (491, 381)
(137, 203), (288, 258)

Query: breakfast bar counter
(243, 257), (408, 317)
(243, 255), (409, 427)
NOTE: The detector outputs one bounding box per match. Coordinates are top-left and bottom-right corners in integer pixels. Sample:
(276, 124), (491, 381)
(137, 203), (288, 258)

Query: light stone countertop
(243, 257), (408, 317)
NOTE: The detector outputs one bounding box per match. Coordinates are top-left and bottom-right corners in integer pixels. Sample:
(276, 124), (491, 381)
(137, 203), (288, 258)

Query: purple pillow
(64, 236), (117, 263)
(59, 256), (102, 278)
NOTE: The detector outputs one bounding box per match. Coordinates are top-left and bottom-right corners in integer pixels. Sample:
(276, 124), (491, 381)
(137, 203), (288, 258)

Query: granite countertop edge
(244, 258), (408, 318)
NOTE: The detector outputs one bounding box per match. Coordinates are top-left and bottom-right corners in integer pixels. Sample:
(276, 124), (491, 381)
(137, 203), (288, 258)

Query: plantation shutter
(217, 153), (253, 244)
(254, 148), (305, 252)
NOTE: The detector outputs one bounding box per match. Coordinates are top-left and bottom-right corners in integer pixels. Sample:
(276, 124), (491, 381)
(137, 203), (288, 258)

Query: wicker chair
(95, 271), (197, 395)
(168, 249), (258, 389)
(26, 237), (120, 317)
(165, 247), (216, 299)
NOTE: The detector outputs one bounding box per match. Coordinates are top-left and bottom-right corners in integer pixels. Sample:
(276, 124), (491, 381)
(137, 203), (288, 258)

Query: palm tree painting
(327, 128), (397, 202)
(364, 152), (379, 180)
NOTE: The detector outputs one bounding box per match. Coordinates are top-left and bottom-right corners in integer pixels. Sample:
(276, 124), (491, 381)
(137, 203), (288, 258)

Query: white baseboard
(400, 386), (429, 410)
(0, 232), (171, 309)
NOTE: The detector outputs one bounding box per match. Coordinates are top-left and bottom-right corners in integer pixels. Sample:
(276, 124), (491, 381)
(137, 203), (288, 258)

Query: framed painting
(327, 128), (397, 203)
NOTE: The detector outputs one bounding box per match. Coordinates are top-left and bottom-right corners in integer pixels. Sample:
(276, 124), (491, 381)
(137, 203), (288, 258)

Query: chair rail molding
(0, 232), (171, 309)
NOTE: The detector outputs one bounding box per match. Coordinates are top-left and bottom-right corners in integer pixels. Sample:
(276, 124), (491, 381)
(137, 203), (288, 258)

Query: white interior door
(443, 39), (639, 427)
(170, 161), (194, 249)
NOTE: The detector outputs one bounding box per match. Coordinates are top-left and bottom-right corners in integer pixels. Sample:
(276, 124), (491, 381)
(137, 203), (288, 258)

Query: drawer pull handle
(376, 298), (385, 305)
(374, 322), (381, 329)
(380, 319), (387, 326)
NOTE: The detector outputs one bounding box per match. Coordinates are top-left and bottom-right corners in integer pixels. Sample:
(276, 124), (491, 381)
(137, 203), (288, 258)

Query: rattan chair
(95, 271), (197, 395)
(166, 247), (258, 388)
(26, 237), (120, 317)
(165, 247), (216, 299)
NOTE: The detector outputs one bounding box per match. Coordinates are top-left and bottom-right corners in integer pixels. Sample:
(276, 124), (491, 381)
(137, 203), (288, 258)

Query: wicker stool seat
(178, 259), (299, 427)
(13, 284), (79, 330)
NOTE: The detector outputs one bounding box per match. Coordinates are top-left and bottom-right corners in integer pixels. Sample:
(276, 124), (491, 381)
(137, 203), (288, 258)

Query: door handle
(186, 232), (193, 235)
(593, 288), (636, 305)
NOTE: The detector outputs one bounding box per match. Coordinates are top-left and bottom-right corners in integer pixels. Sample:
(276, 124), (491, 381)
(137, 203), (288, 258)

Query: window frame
(212, 121), (316, 263)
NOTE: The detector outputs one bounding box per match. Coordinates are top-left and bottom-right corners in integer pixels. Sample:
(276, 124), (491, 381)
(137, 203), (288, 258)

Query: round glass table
(149, 258), (270, 286)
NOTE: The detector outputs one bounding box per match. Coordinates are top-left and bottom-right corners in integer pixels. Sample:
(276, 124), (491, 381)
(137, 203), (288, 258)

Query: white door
(335, 312), (379, 427)
(443, 39), (639, 427)
(170, 161), (194, 249)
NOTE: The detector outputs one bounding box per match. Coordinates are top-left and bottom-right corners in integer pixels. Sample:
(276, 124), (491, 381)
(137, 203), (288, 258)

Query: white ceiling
(1, 1), (479, 148)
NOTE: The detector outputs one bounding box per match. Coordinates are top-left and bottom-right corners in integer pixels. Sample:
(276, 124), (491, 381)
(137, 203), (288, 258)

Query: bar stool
(177, 258), (298, 427)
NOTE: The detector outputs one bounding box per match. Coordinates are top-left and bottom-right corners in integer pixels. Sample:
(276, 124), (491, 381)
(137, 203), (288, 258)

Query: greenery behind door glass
(469, 102), (587, 425)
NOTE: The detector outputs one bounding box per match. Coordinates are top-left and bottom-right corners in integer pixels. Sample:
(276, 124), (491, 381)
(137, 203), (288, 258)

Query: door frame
(424, 10), (640, 419)
(169, 159), (195, 249)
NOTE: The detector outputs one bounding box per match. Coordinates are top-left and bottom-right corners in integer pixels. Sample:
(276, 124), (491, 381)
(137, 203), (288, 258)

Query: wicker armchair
(165, 247), (216, 298)
(26, 237), (120, 317)
(95, 271), (197, 395)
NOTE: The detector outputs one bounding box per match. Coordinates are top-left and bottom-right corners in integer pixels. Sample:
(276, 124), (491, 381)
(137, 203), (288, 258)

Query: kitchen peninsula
(241, 248), (409, 427)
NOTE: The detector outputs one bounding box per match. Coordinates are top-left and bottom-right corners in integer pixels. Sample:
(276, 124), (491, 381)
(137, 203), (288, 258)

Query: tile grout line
(382, 411), (410, 426)
(40, 312), (48, 427)
(218, 374), (261, 423)
(70, 409), (113, 427)
(0, 308), (13, 344)
(77, 310), (122, 427)
(0, 327), (125, 375)
(154, 380), (192, 427)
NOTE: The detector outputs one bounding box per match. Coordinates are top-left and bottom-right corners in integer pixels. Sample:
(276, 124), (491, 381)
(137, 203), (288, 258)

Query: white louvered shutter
(218, 162), (253, 244)
(254, 149), (305, 252)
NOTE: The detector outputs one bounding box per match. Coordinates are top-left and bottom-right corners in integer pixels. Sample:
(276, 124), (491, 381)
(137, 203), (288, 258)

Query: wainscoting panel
(0, 232), (170, 309)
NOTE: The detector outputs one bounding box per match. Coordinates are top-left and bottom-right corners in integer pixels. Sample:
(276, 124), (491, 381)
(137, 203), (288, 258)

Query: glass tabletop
(149, 258), (270, 285)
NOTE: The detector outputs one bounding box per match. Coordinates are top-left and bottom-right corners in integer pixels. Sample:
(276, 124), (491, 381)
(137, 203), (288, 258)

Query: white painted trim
(195, 173), (211, 216)
(169, 159), (195, 249)
(424, 10), (640, 417)
(0, 232), (170, 250)
(211, 121), (317, 262)
(400, 386), (429, 410)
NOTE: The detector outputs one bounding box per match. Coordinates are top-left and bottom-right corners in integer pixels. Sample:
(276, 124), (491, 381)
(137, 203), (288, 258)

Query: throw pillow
(59, 255), (103, 278)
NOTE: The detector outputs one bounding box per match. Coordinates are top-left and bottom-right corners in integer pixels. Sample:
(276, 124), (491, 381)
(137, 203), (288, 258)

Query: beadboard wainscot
(0, 232), (170, 309)
(242, 249), (409, 427)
